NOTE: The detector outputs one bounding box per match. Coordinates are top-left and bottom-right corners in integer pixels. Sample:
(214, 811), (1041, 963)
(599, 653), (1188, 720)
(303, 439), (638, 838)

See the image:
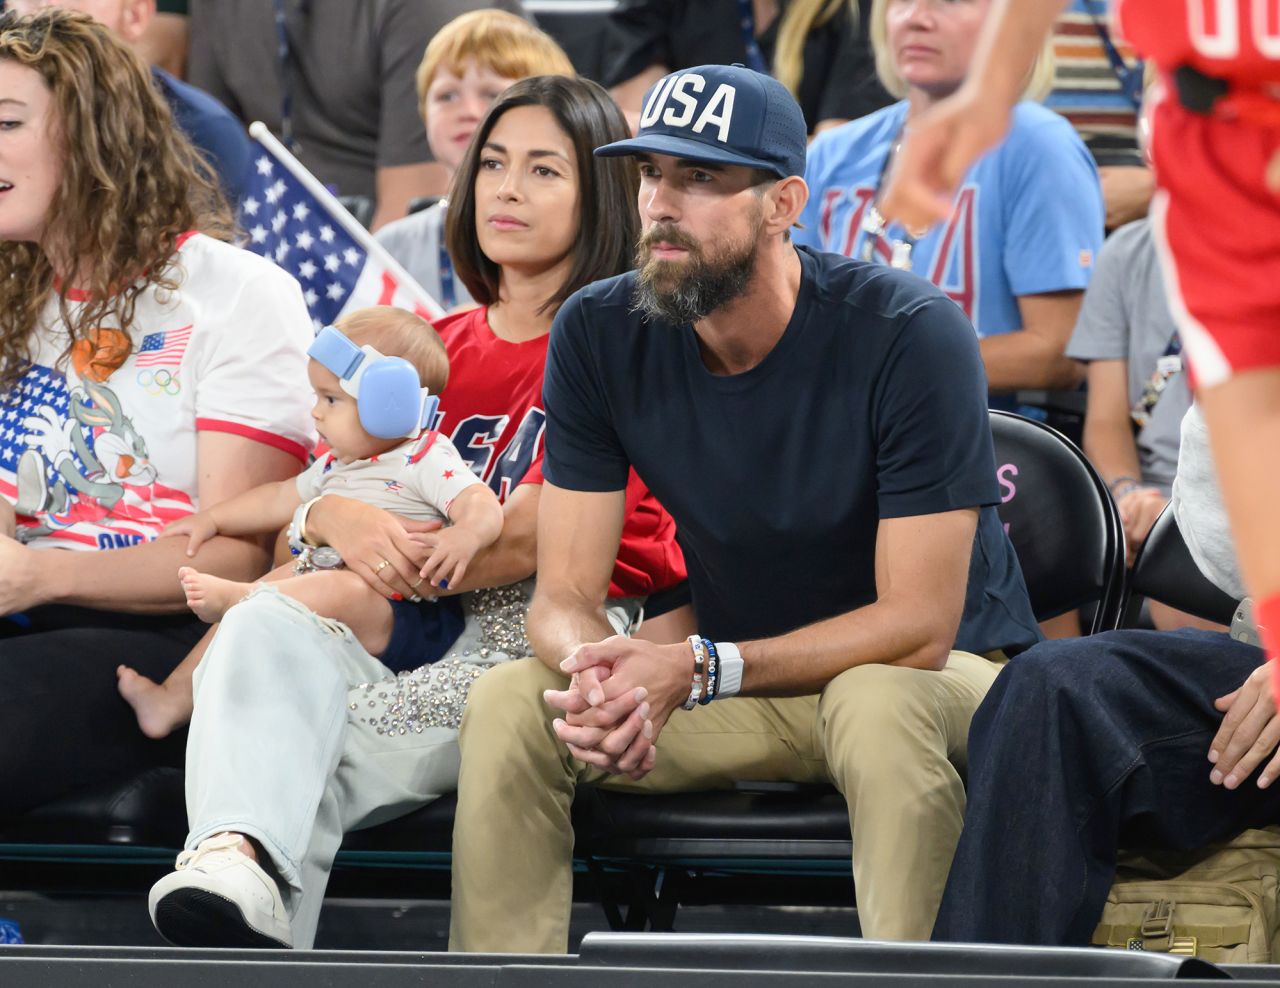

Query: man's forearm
(528, 590), (618, 675)
(736, 595), (958, 696)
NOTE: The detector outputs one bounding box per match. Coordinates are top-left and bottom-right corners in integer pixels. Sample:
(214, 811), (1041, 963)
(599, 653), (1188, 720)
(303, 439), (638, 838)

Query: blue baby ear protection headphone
(308, 325), (439, 440)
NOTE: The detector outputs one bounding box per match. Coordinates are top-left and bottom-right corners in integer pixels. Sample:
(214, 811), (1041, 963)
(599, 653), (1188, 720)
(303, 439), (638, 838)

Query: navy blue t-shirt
(542, 246), (1040, 656)
(153, 67), (251, 206)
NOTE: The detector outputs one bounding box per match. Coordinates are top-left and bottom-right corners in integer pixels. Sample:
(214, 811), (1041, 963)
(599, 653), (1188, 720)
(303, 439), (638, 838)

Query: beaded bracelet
(683, 634), (707, 710)
(1108, 475), (1144, 500)
(699, 637), (720, 705)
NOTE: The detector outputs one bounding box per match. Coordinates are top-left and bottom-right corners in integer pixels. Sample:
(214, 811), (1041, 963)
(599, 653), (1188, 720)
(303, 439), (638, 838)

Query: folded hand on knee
(543, 636), (692, 779)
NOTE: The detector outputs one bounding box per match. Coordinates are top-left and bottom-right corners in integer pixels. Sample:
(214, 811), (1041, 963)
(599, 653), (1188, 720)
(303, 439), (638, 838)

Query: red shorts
(1146, 82), (1280, 389)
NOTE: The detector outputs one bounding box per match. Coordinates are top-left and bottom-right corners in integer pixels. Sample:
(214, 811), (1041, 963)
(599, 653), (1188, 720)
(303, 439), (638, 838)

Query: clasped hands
(544, 636), (694, 780)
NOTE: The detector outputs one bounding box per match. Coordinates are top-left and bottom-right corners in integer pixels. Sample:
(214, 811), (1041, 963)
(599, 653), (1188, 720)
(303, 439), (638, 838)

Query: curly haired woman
(0, 9), (313, 820)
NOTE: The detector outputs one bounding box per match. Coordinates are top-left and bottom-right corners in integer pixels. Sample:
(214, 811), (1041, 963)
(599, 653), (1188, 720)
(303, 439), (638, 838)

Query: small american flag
(135, 324), (193, 367)
(241, 125), (443, 329)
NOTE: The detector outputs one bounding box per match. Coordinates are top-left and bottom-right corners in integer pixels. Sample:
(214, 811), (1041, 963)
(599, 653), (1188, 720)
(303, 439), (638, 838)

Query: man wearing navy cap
(449, 64), (1039, 951)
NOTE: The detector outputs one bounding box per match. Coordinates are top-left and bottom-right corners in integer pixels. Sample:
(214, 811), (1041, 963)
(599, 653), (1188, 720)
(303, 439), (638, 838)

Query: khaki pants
(449, 650), (1004, 952)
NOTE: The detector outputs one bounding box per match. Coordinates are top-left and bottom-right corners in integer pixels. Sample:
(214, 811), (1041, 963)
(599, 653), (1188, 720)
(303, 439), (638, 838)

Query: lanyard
(437, 200), (456, 310)
(1084, 0), (1145, 112)
(859, 117), (917, 270)
(272, 0), (295, 149)
(437, 240), (456, 311)
(735, 0), (771, 74)
(1131, 331), (1183, 430)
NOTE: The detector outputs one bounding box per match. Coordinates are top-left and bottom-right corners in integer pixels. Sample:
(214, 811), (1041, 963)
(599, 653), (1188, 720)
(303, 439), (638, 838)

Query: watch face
(311, 546), (344, 570)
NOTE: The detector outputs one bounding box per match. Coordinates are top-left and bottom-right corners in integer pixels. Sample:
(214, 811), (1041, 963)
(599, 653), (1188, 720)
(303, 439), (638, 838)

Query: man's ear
(764, 175), (808, 237)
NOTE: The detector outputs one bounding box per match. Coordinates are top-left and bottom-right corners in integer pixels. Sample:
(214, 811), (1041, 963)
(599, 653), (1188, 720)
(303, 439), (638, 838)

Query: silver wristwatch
(293, 544), (345, 575)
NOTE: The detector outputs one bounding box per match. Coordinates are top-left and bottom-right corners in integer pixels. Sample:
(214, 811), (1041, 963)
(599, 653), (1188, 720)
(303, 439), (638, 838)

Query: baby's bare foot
(178, 566), (251, 624)
(116, 665), (193, 739)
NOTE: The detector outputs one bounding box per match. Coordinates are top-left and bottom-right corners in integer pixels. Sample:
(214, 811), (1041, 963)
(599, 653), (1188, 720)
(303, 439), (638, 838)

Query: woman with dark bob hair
(147, 75), (687, 951)
(0, 10), (312, 818)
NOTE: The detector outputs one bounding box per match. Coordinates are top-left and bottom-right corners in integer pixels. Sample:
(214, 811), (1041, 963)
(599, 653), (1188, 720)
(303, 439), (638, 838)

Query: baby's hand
(418, 526), (482, 590)
(162, 512), (219, 557)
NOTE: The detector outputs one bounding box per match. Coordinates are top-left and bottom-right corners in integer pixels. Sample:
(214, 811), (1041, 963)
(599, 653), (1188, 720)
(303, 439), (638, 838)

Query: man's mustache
(638, 224), (701, 254)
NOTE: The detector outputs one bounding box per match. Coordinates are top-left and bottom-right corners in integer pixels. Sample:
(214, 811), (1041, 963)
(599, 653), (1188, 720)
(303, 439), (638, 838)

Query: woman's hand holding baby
(304, 495), (442, 600)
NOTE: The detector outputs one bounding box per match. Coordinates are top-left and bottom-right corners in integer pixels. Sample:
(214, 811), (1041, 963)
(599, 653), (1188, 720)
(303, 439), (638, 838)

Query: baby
(117, 305), (503, 733)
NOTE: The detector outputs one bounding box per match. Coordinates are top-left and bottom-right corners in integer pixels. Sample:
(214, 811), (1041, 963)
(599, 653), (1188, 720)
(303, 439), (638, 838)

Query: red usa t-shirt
(1116, 0), (1280, 83)
(434, 306), (685, 598)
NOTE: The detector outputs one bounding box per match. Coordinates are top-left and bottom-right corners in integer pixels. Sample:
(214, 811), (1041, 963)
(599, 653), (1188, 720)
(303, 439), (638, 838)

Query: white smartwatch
(714, 641), (744, 699)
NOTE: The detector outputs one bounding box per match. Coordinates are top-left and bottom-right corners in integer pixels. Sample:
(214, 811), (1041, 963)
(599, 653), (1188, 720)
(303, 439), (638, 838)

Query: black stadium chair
(336, 194), (374, 231)
(988, 410), (1126, 634)
(1117, 503), (1240, 629)
(0, 413), (1127, 937)
(405, 195), (444, 216)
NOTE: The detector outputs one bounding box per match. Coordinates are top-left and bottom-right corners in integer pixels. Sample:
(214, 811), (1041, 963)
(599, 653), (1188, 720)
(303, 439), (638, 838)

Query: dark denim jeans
(933, 628), (1280, 946)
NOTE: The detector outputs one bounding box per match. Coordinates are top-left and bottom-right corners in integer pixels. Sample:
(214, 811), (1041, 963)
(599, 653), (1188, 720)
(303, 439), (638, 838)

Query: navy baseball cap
(595, 63), (807, 179)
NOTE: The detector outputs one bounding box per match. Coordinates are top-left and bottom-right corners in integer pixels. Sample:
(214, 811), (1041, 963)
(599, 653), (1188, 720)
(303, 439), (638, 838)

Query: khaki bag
(1092, 828), (1280, 964)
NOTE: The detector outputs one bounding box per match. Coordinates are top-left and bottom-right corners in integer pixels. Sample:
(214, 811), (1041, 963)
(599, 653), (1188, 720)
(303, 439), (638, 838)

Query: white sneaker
(148, 832), (293, 948)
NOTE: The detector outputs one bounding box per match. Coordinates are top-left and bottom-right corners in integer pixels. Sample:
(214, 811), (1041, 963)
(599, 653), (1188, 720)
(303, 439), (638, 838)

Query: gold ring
(374, 560), (391, 574)
(411, 576), (425, 589)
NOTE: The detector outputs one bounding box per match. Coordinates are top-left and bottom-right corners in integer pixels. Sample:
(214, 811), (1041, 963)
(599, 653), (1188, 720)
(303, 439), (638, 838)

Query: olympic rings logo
(136, 368), (182, 396)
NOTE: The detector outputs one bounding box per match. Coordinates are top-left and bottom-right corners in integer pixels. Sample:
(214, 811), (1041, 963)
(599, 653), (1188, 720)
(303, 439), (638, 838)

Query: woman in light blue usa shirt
(795, 0), (1104, 408)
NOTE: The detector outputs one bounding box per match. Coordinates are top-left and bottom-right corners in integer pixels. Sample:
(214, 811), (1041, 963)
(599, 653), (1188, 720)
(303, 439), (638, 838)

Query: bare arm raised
(879, 0), (1070, 230)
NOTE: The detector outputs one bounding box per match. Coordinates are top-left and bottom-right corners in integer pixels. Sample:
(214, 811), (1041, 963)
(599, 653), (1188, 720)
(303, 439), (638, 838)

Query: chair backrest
(989, 410), (1126, 634)
(407, 195), (444, 216)
(1120, 503), (1240, 627)
(336, 194), (374, 230)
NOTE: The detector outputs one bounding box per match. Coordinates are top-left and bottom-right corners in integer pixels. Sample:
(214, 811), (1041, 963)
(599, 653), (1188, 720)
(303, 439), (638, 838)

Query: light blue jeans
(183, 581), (640, 948)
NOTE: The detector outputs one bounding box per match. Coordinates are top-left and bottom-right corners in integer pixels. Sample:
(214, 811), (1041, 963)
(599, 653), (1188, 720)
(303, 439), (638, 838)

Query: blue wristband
(700, 637), (720, 704)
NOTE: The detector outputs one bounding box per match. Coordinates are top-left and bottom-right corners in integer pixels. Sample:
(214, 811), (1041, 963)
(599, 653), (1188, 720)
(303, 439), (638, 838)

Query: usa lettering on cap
(638, 72), (737, 143)
(593, 63), (807, 179)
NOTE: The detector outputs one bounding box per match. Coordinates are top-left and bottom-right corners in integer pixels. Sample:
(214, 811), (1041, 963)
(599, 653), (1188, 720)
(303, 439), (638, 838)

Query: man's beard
(630, 221), (760, 325)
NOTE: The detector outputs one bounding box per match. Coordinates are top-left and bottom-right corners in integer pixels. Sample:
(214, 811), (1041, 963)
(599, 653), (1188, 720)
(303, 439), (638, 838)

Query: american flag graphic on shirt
(134, 324), (193, 367)
(0, 364), (86, 488)
(0, 362), (193, 550)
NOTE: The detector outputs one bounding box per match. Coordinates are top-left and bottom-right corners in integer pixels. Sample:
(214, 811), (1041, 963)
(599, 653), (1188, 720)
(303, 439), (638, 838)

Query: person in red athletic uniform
(881, 0), (1280, 800)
